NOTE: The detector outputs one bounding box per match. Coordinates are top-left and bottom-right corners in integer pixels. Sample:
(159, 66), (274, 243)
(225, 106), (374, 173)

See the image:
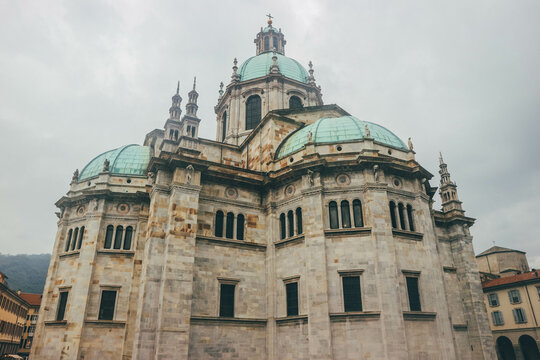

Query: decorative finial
(266, 13), (273, 25)
(72, 169), (79, 181)
(218, 81), (224, 99)
(232, 58), (240, 81)
(176, 81), (179, 95)
(272, 47), (277, 56)
(408, 137), (414, 151)
(233, 57), (238, 66)
(439, 152), (444, 165)
(308, 61), (316, 85)
(193, 76), (196, 90)
(308, 60), (313, 70)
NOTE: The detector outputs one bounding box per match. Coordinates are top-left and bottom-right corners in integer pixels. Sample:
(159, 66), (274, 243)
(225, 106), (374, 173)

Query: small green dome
(276, 116), (408, 158)
(262, 26), (279, 33)
(239, 52), (309, 83)
(79, 144), (151, 181)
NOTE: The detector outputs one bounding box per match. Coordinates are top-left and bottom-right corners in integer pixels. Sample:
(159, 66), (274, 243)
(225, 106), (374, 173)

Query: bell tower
(439, 153), (464, 213)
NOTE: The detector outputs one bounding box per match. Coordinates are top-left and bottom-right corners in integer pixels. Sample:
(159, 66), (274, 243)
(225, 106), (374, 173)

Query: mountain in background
(0, 253), (50, 294)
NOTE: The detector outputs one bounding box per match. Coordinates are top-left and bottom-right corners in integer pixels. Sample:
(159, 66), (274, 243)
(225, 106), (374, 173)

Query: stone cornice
(196, 235), (266, 251)
(329, 311), (381, 321)
(274, 234), (305, 249)
(190, 315), (267, 327)
(402, 311), (437, 321)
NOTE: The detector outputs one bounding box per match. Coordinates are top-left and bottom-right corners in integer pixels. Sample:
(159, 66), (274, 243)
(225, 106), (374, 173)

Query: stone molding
(190, 316), (267, 327)
(199, 195), (263, 210)
(84, 320), (126, 327)
(97, 250), (135, 257)
(452, 324), (468, 331)
(329, 311), (381, 322)
(59, 252), (80, 259)
(402, 311), (437, 321)
(44, 320), (67, 326)
(392, 229), (423, 240)
(275, 315), (308, 326)
(196, 235), (266, 251)
(274, 234), (304, 249)
(324, 227), (372, 237)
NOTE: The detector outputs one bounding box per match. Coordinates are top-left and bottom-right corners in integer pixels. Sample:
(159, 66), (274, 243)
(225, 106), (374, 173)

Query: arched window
(341, 201), (351, 228)
(353, 200), (364, 227)
(215, 211), (224, 237)
(264, 36), (269, 51)
(496, 336), (516, 360)
(187, 125), (191, 136)
(273, 36), (278, 50)
(287, 210), (294, 237)
(289, 96), (303, 109)
(124, 226), (133, 250)
(280, 213), (286, 240)
(329, 201), (339, 229)
(192, 127), (196, 137)
(225, 212), (234, 239)
(236, 214), (245, 240)
(77, 226), (84, 250)
(71, 228), (79, 251)
(406, 205), (415, 232)
(174, 130), (179, 140)
(169, 129), (174, 139)
(296, 208), (303, 235)
(245, 95), (261, 130)
(104, 225), (114, 249)
(389, 201), (397, 229)
(519, 335), (540, 360)
(398, 203), (406, 230)
(114, 226), (123, 249)
(65, 229), (73, 252)
(222, 112), (227, 142)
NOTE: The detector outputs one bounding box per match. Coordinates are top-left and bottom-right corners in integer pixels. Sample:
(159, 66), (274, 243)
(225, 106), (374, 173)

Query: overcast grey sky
(1, 0), (539, 266)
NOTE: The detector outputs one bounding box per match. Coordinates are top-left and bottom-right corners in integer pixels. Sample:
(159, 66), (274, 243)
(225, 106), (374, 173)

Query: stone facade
(31, 20), (496, 359)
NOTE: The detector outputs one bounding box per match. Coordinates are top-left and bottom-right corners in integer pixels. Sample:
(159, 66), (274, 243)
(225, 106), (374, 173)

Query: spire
(169, 82), (182, 121)
(438, 152), (463, 213)
(308, 60), (316, 85)
(186, 76), (199, 117)
(218, 81), (224, 100)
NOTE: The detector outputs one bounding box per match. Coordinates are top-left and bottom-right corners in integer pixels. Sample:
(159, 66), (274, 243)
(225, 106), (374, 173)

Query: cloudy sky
(1, 0), (539, 265)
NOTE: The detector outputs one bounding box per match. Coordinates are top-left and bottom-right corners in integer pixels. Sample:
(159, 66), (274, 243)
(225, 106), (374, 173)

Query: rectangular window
(491, 311), (504, 325)
(508, 289), (521, 304)
(406, 276), (421, 311)
(56, 291), (69, 321)
(488, 293), (499, 307)
(342, 276), (362, 312)
(98, 290), (117, 320)
(219, 283), (235, 317)
(512, 308), (527, 324)
(285, 282), (299, 316)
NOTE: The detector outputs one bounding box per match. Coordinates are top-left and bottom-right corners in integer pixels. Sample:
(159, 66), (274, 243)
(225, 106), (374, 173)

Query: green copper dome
(79, 144), (151, 181)
(239, 52), (309, 83)
(277, 116), (408, 158)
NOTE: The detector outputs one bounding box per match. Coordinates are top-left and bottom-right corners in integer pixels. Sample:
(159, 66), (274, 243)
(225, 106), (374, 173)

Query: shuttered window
(512, 308), (527, 324)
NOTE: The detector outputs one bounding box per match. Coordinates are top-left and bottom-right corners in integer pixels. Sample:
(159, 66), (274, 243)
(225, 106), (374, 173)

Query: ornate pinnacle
(308, 60), (316, 85)
(193, 76), (197, 90)
(176, 81), (180, 95)
(232, 57), (240, 81)
(218, 81), (224, 99)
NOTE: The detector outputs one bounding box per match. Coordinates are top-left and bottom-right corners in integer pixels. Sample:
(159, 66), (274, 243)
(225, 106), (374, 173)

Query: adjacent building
(18, 292), (42, 359)
(0, 272), (29, 357)
(31, 19), (496, 359)
(477, 246), (540, 359)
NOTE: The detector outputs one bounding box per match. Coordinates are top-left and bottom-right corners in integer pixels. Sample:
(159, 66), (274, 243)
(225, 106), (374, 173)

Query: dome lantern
(254, 15), (286, 55)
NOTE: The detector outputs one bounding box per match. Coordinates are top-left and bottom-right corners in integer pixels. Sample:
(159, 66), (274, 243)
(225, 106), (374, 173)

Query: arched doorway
(497, 336), (516, 360)
(519, 335), (540, 360)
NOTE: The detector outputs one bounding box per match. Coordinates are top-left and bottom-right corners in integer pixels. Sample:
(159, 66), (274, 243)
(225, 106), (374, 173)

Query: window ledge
(97, 250), (135, 256)
(44, 320), (67, 326)
(84, 320), (126, 327)
(392, 229), (424, 240)
(324, 227), (372, 236)
(190, 315), (266, 327)
(196, 235), (266, 251)
(59, 251), (80, 258)
(275, 234), (305, 249)
(453, 324), (468, 331)
(275, 315), (308, 325)
(403, 311), (437, 321)
(329, 311), (381, 321)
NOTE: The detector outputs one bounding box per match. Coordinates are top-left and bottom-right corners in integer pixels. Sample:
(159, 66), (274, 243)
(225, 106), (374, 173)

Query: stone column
(363, 184), (409, 359)
(301, 171), (333, 359)
(449, 225), (497, 360)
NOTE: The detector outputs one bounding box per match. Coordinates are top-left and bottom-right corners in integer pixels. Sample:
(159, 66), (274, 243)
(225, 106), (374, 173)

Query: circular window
(225, 187), (238, 199)
(87, 182), (91, 186)
(284, 185), (296, 197)
(127, 179), (132, 184)
(77, 206), (85, 215)
(336, 145), (343, 152)
(388, 149), (392, 155)
(289, 157), (294, 163)
(336, 174), (351, 186)
(118, 203), (130, 214)
(393, 178), (402, 188)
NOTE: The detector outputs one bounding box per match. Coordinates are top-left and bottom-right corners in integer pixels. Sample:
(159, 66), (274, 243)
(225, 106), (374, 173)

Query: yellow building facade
(0, 272), (29, 357)
(18, 293), (41, 359)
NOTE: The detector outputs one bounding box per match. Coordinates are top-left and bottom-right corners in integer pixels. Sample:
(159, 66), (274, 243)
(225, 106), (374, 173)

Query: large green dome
(239, 52), (309, 83)
(277, 116), (408, 158)
(79, 144), (151, 181)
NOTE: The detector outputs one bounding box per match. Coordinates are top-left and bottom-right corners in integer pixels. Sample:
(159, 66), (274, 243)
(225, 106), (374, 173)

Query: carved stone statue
(364, 125), (371, 138)
(307, 130), (313, 143)
(408, 137), (414, 151)
(103, 158), (110, 172)
(307, 169), (315, 186)
(186, 164), (194, 184)
(373, 165), (380, 183)
(72, 169), (79, 181)
(147, 171), (155, 185)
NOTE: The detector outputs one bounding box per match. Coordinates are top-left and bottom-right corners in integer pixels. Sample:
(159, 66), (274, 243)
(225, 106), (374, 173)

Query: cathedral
(31, 19), (496, 359)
